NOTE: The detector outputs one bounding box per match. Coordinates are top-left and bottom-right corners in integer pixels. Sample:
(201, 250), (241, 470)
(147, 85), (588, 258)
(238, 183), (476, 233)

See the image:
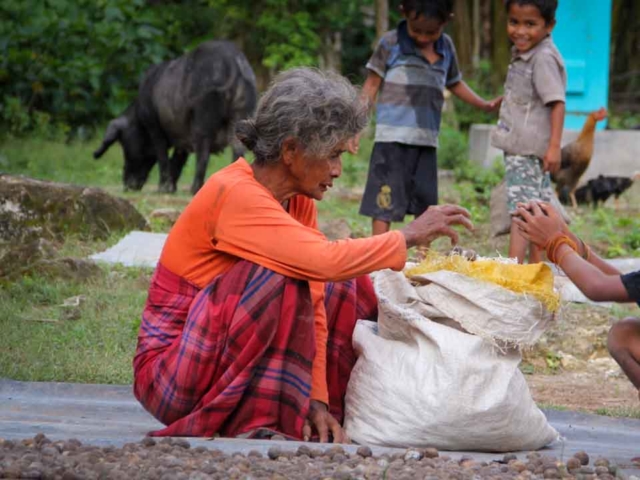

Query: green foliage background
(3, 0), (638, 137)
(0, 0), (377, 135)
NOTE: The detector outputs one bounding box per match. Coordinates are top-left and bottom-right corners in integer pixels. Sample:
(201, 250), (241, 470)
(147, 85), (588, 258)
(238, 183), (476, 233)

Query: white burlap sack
(408, 269), (554, 349)
(344, 269), (559, 452)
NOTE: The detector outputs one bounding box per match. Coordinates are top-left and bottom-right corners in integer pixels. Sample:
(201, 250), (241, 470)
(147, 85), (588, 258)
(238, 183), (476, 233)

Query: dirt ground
(527, 372), (638, 411)
(522, 302), (640, 413)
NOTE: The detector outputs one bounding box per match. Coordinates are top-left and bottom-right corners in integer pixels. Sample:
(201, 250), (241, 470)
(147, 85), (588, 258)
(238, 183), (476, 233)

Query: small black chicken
(560, 173), (640, 208)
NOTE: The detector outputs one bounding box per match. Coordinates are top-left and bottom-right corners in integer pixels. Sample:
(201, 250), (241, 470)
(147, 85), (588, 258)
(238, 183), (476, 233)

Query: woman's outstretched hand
(401, 204), (473, 248)
(303, 400), (349, 444)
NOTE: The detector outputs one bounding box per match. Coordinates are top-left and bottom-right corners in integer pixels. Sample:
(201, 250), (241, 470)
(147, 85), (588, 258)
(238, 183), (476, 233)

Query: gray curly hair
(236, 68), (369, 165)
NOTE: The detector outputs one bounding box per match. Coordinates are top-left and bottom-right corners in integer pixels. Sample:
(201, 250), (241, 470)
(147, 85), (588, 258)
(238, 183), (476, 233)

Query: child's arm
(542, 101), (565, 174)
(562, 230), (622, 276)
(361, 71), (383, 111)
(527, 199), (622, 276)
(532, 53), (566, 174)
(513, 201), (630, 303)
(448, 81), (502, 113)
(347, 72), (383, 154)
(552, 244), (630, 302)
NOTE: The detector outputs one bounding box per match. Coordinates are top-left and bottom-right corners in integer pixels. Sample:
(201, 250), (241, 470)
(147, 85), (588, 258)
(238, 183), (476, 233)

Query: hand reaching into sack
(401, 205), (474, 249)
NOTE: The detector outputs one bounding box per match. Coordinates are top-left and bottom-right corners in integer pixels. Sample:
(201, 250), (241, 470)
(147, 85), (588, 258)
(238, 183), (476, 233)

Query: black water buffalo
(94, 40), (257, 194)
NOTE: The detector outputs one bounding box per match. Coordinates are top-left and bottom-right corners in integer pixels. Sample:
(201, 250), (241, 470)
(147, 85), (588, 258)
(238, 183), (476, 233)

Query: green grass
(542, 403), (640, 420)
(1, 132), (639, 386)
(539, 402), (640, 420)
(0, 134), (233, 221)
(594, 406), (640, 419)
(0, 137), (122, 187)
(0, 265), (150, 383)
(537, 402), (571, 412)
(570, 206), (640, 259)
(540, 404), (640, 421)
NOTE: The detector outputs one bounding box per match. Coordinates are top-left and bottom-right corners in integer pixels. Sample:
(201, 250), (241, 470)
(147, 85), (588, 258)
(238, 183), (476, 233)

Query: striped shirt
(367, 21), (462, 147)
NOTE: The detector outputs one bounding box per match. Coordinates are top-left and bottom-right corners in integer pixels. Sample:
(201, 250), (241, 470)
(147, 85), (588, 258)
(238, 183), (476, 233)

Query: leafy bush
(453, 157), (505, 207)
(0, 96), (31, 135)
(0, 0), (182, 133)
(438, 125), (468, 170)
(452, 60), (501, 131)
(608, 110), (640, 129)
(572, 207), (640, 258)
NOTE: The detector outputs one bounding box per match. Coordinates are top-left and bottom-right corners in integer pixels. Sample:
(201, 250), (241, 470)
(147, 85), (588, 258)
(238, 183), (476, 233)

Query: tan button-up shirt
(491, 36), (566, 159)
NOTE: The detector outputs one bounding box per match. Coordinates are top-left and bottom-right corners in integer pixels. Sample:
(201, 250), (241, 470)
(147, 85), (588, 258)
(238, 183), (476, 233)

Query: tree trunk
(491, 0), (510, 87)
(319, 31), (343, 73)
(375, 0), (388, 41)
(610, 0), (640, 111)
(451, 0), (473, 71)
(472, 0), (481, 69)
(480, 0), (492, 61)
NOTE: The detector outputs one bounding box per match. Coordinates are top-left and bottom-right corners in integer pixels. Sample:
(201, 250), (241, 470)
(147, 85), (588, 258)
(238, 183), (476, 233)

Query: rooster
(552, 107), (608, 209)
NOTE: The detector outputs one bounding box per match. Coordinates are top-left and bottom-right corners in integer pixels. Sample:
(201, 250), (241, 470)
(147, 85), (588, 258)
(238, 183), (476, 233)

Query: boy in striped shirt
(358, 0), (501, 236)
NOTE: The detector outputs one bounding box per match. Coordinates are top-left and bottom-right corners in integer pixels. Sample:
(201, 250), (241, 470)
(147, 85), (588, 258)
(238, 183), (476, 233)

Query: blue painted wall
(553, 0), (612, 130)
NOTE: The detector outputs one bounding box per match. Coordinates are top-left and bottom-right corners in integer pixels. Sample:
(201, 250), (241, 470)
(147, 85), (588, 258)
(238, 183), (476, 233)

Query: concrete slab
(89, 231), (167, 268)
(609, 258), (640, 274)
(2, 378), (639, 473)
(469, 124), (640, 183)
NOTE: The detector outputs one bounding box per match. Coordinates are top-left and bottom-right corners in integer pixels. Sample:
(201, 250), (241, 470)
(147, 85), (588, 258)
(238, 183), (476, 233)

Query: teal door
(554, 0), (611, 130)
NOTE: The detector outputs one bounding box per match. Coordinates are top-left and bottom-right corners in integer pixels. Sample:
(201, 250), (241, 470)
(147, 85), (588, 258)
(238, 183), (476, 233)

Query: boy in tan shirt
(491, 0), (566, 264)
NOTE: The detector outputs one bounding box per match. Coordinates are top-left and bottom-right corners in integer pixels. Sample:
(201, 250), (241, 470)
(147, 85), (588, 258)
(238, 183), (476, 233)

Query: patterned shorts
(504, 154), (552, 213)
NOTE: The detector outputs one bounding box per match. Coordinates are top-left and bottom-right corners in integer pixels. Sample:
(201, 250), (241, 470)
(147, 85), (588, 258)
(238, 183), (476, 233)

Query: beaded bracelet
(553, 238), (578, 264)
(577, 237), (592, 261)
(545, 233), (578, 264)
(544, 231), (566, 255)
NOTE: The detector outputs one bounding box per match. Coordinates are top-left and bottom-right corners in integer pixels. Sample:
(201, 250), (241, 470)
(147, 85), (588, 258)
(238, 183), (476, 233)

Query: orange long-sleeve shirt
(160, 158), (406, 404)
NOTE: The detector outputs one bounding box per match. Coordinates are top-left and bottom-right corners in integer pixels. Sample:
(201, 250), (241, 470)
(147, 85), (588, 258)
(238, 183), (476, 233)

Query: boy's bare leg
(509, 222), (528, 264)
(372, 219), (391, 236)
(607, 317), (640, 400)
(529, 244), (543, 264)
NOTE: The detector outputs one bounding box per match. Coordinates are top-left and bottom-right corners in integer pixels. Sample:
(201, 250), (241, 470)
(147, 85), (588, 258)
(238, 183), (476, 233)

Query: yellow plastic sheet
(405, 251), (560, 312)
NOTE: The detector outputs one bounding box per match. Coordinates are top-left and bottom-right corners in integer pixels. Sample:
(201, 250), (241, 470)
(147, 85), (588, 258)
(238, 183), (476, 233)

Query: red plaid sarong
(133, 260), (377, 438)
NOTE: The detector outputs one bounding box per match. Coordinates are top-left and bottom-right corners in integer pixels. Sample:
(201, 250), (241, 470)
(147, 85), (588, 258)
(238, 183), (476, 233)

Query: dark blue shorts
(621, 270), (640, 306)
(359, 142), (438, 222)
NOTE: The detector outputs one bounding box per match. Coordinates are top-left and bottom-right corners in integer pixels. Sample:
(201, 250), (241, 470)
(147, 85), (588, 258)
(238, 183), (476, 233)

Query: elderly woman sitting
(133, 68), (473, 443)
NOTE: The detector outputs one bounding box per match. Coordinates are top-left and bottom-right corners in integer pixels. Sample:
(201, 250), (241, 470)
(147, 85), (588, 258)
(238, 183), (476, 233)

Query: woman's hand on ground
(401, 204), (473, 249)
(513, 201), (566, 247)
(303, 400), (349, 444)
